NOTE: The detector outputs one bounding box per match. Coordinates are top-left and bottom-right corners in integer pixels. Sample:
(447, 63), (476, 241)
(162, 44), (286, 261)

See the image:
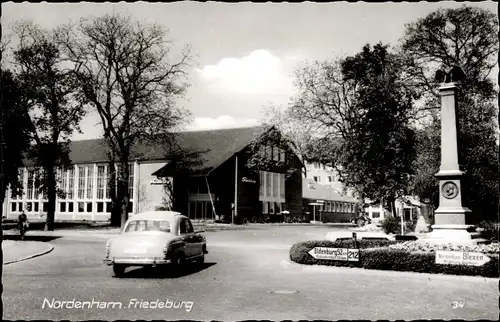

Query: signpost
(308, 247), (359, 262)
(435, 251), (491, 266)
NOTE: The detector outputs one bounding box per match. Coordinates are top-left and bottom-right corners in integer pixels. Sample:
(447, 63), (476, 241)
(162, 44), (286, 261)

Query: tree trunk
(44, 165), (56, 231)
(0, 187), (6, 319)
(117, 161), (130, 228)
(108, 159), (121, 227)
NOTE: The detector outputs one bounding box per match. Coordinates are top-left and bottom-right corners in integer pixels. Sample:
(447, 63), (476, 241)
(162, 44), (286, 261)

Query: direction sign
(308, 247), (359, 262)
(435, 251), (491, 266)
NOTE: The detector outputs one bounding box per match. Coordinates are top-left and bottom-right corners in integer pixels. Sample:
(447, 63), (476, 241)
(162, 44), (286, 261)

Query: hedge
(289, 240), (499, 278)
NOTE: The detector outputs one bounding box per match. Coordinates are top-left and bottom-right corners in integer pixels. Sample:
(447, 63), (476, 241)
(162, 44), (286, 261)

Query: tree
(57, 13), (193, 227)
(11, 21), (86, 231)
(337, 43), (416, 214)
(400, 5), (499, 223)
(260, 105), (315, 177)
(0, 68), (32, 319)
(286, 44), (417, 213)
(245, 126), (304, 180)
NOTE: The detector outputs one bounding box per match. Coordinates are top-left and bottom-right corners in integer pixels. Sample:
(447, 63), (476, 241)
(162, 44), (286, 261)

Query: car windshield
(124, 220), (171, 233)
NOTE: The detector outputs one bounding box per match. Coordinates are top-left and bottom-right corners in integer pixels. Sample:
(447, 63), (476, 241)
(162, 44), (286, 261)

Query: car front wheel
(113, 264), (126, 277)
(195, 254), (204, 266)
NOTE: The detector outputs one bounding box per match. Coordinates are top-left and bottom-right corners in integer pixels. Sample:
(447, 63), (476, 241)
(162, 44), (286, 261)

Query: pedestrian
(18, 209), (29, 240)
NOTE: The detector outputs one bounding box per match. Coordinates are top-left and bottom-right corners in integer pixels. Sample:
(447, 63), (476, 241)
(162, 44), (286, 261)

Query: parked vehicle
(103, 211), (207, 277)
(351, 214), (372, 227)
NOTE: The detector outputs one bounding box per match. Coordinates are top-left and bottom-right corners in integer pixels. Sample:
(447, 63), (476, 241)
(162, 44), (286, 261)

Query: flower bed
(389, 241), (500, 254)
(290, 240), (499, 278)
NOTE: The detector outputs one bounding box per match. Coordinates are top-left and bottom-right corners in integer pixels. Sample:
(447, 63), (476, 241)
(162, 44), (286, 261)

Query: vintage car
(103, 211), (207, 277)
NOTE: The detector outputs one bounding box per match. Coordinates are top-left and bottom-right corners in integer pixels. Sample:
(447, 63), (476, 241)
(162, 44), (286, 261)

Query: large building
(3, 126), (303, 224)
(302, 178), (359, 223)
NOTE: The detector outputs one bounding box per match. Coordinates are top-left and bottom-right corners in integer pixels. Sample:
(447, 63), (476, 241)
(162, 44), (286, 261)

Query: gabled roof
(23, 125), (270, 174)
(302, 178), (358, 203)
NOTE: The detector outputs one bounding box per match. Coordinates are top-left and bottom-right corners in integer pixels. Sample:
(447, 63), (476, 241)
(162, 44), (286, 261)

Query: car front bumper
(103, 257), (171, 266)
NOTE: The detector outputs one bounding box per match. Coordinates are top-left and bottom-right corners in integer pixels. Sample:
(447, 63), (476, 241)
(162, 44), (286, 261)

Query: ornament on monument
(441, 181), (459, 199)
(434, 65), (467, 84)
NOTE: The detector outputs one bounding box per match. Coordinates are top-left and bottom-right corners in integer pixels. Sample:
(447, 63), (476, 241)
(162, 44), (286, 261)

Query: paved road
(3, 226), (497, 320)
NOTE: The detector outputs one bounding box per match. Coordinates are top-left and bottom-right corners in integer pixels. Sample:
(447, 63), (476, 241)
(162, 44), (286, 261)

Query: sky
(2, 1), (498, 140)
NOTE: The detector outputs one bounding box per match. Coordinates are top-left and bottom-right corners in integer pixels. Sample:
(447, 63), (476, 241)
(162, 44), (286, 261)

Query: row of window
(11, 164), (134, 202)
(312, 175), (335, 183)
(262, 201), (285, 215)
(10, 201), (134, 214)
(317, 201), (356, 213)
(259, 171), (285, 200)
(259, 145), (286, 162)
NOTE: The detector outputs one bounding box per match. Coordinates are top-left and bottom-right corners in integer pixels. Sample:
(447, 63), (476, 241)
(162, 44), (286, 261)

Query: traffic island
(3, 240), (55, 265)
(289, 239), (499, 278)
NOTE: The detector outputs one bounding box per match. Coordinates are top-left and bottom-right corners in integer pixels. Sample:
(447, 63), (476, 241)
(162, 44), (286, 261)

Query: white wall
(137, 162), (172, 213)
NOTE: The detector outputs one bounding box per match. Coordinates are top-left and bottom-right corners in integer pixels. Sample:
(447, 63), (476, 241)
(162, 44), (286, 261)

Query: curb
(281, 259), (498, 281)
(4, 243), (55, 265)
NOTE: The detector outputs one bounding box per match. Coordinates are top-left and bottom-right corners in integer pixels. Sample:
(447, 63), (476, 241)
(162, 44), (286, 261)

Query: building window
(68, 202), (73, 212)
(97, 165), (105, 199)
(259, 171), (265, 197)
(273, 173), (279, 198)
(59, 168), (67, 200)
(262, 201), (268, 214)
(266, 172), (272, 197)
(60, 202), (66, 213)
(27, 170), (35, 200)
(328, 176), (333, 182)
(279, 149), (285, 162)
(266, 146), (272, 160)
(268, 202), (274, 214)
(87, 166), (94, 199)
(78, 202), (85, 213)
(11, 202), (16, 212)
(273, 146), (279, 161)
(128, 164), (134, 198)
(372, 212), (380, 218)
(78, 166), (86, 199)
(280, 174), (285, 198)
(313, 176), (320, 182)
(68, 167), (75, 199)
(97, 202), (104, 213)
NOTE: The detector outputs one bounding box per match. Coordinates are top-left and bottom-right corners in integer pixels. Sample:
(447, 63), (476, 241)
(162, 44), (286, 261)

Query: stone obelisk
(425, 71), (487, 245)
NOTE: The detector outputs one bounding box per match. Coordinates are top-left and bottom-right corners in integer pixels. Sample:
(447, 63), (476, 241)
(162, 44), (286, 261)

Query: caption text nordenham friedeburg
(42, 298), (194, 312)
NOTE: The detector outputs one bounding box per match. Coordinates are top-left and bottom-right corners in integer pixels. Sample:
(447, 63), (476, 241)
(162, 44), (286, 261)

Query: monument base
(421, 225), (489, 245)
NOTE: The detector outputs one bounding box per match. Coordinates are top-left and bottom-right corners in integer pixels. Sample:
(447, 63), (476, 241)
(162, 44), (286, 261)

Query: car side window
(179, 219), (188, 234)
(186, 219), (194, 234)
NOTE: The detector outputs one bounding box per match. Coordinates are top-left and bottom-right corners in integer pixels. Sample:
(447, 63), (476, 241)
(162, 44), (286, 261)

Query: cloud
(183, 115), (260, 131)
(197, 49), (295, 96)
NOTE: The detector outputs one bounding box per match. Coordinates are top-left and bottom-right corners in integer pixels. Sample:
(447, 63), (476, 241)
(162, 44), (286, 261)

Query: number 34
(452, 301), (465, 309)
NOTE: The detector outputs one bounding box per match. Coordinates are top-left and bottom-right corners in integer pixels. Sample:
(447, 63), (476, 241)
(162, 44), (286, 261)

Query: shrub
(477, 221), (500, 241)
(381, 216), (401, 234)
(290, 240), (499, 278)
(389, 241), (500, 254)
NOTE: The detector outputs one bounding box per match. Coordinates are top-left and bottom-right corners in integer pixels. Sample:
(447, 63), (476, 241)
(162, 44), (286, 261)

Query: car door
(178, 218), (194, 258)
(186, 219), (203, 256)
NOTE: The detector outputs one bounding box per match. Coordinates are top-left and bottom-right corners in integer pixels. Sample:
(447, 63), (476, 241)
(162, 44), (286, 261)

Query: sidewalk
(2, 240), (54, 264)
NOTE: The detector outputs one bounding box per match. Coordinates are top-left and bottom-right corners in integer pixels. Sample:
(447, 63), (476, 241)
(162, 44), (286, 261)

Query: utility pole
(233, 156), (238, 225)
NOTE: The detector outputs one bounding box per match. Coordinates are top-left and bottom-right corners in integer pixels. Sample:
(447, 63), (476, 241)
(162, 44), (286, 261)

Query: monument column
(425, 79), (486, 244)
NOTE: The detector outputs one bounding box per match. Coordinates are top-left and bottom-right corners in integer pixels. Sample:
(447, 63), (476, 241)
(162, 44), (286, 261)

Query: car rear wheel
(113, 264), (126, 277)
(170, 253), (185, 271)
